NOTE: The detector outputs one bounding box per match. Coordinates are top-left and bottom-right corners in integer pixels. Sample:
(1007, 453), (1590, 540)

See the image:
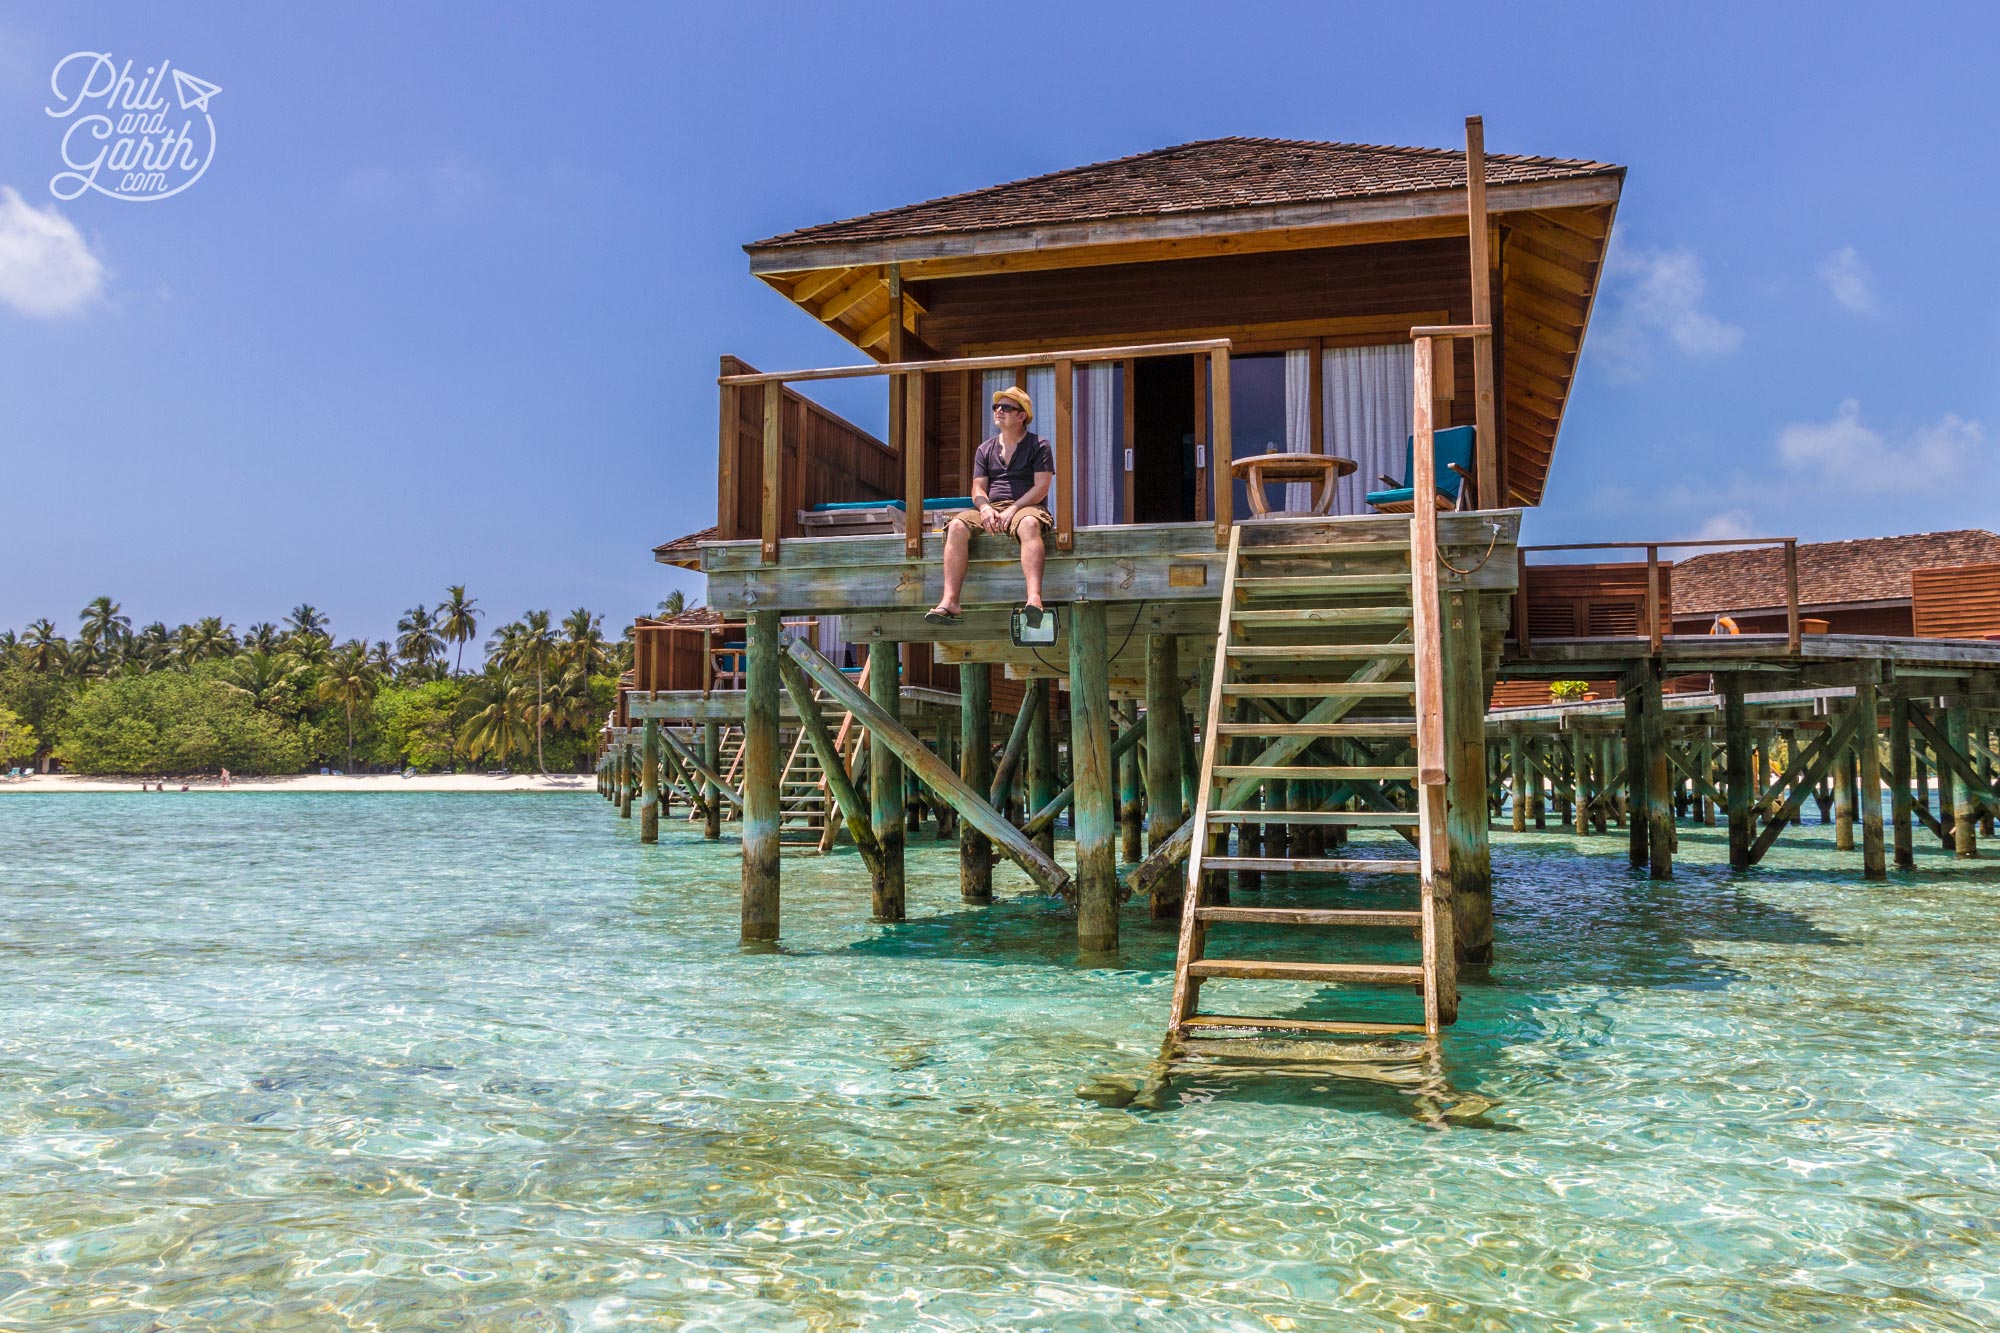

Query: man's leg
(934, 520), (972, 615)
(1018, 520), (1046, 609)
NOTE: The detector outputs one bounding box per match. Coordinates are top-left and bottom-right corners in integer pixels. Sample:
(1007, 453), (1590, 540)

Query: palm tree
(560, 607), (608, 679)
(439, 586), (479, 677)
(286, 604), (329, 640)
(368, 640), (397, 675)
(458, 671), (535, 768)
(22, 620), (69, 674)
(243, 622), (282, 654)
(395, 604), (445, 678)
(657, 589), (690, 618)
(316, 640), (380, 773)
(495, 610), (558, 773)
(133, 622), (175, 673)
(77, 596), (130, 671)
(223, 650), (307, 712)
(179, 616), (237, 665)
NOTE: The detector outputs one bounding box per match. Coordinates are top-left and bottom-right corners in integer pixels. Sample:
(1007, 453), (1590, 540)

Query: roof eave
(744, 173), (1624, 276)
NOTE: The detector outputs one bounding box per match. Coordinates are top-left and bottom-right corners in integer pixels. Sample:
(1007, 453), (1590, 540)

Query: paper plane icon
(172, 69), (221, 112)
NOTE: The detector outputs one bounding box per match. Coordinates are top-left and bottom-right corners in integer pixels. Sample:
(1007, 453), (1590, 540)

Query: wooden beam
(776, 649), (885, 881)
(959, 662), (994, 903)
(1856, 684), (1886, 878)
(789, 637), (1074, 897)
(1890, 696), (1915, 869)
(1070, 602), (1119, 952)
(867, 640), (907, 919)
(1465, 116), (1498, 511)
(741, 611), (782, 943)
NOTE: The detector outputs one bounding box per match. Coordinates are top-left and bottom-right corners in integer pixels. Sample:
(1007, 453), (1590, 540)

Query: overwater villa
(603, 122), (2000, 1048)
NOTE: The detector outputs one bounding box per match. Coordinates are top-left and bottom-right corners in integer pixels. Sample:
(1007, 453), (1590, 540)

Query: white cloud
(1595, 243), (1742, 378)
(0, 186), (104, 317)
(1687, 509), (1758, 542)
(1776, 399), (1982, 489)
(1818, 246), (1873, 313)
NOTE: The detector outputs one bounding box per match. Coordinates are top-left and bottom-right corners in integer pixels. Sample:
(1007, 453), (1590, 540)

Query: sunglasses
(993, 403), (1023, 414)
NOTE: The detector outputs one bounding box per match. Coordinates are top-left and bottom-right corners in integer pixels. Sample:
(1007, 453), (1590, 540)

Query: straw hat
(990, 386), (1033, 422)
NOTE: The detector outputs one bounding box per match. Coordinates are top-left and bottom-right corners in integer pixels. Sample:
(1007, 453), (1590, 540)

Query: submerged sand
(0, 772), (593, 794)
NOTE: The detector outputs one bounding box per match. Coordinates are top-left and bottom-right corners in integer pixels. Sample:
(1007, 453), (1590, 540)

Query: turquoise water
(2, 794), (1998, 1331)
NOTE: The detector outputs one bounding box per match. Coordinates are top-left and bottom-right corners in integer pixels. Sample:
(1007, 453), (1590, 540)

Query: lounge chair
(1364, 426), (1478, 513)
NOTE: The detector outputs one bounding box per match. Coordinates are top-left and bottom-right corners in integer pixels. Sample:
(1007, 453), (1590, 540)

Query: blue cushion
(1365, 487), (1416, 507)
(809, 496), (979, 513)
(1384, 426), (1477, 501)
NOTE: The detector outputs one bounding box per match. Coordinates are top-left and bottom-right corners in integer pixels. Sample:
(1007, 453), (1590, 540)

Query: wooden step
(1237, 541), (1411, 559)
(1196, 906), (1421, 927)
(1199, 856), (1422, 874)
(1177, 1014), (1428, 1036)
(1223, 682), (1414, 698)
(1206, 809), (1416, 826)
(1233, 573), (1414, 595)
(1213, 764), (1416, 781)
(1215, 721), (1415, 738)
(1186, 959), (1426, 985)
(1227, 644), (1415, 661)
(1231, 607), (1412, 626)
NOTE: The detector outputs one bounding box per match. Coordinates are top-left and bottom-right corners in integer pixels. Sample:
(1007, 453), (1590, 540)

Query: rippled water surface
(2, 793), (1998, 1330)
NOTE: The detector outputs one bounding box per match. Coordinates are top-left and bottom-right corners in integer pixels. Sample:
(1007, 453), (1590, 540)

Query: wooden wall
(1522, 562), (1673, 640)
(717, 355), (902, 542)
(1914, 563), (2000, 639)
(630, 620), (709, 693)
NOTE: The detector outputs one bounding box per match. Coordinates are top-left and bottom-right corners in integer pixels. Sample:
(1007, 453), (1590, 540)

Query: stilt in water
(1833, 734), (1856, 852)
(703, 720), (723, 839)
(869, 641), (907, 918)
(1623, 685), (1647, 867)
(1947, 706), (1978, 858)
(1856, 684), (1886, 879)
(1890, 696), (1915, 870)
(1027, 680), (1056, 858)
(1640, 659), (1672, 879)
(1118, 699), (1143, 863)
(1509, 736), (1527, 833)
(1442, 587), (1492, 966)
(1069, 602), (1118, 955)
(639, 718), (660, 843)
(618, 746), (634, 820)
(1723, 677), (1752, 871)
(1144, 635), (1183, 858)
(959, 663), (994, 904)
(741, 610), (782, 943)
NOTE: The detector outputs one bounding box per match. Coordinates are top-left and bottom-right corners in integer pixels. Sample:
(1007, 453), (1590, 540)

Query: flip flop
(923, 608), (962, 625)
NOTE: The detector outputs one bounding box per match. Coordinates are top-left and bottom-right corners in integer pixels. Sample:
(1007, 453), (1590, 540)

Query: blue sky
(1, 3), (1993, 643)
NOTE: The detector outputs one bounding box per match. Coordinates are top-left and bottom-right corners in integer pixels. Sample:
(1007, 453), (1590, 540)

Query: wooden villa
(602, 120), (2000, 1049)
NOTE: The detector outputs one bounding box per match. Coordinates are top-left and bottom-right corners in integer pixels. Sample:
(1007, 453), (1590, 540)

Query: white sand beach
(0, 772), (594, 794)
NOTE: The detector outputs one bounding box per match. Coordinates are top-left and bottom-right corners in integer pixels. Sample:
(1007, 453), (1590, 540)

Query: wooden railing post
(1465, 115), (1498, 511)
(1210, 346), (1233, 546)
(1514, 548), (1531, 654)
(903, 371), (925, 559)
(760, 381), (782, 565)
(1192, 353), (1210, 524)
(1784, 539), (1802, 653)
(1645, 545), (1663, 654)
(1410, 335), (1446, 790)
(1053, 357), (1075, 551)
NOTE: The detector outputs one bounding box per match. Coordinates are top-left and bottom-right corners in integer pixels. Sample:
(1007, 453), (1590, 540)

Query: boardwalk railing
(1512, 538), (1801, 655)
(717, 339), (1238, 564)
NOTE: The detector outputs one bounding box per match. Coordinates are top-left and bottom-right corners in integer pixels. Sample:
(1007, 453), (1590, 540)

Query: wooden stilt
(959, 662), (993, 904)
(1509, 736), (1527, 832)
(701, 721), (722, 837)
(1640, 661), (1672, 879)
(1724, 677), (1752, 870)
(1623, 686), (1646, 866)
(1027, 680), (1056, 857)
(1118, 700), (1143, 862)
(1570, 728), (1588, 834)
(1144, 635), (1183, 856)
(989, 677), (1040, 808)
(1833, 733), (1856, 851)
(868, 641), (906, 919)
(618, 747), (634, 819)
(1947, 706), (1978, 858)
(1981, 715), (1996, 838)
(776, 650), (884, 881)
(1069, 602), (1118, 954)
(1530, 738), (1547, 829)
(1442, 586), (1491, 966)
(639, 718), (660, 843)
(1856, 684), (1885, 879)
(1890, 696), (1914, 869)
(741, 611), (782, 943)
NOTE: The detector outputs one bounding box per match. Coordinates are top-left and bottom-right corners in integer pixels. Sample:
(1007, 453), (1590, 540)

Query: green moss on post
(740, 611), (782, 944)
(1441, 587), (1492, 966)
(1890, 697), (1914, 869)
(1117, 700), (1142, 863)
(869, 641), (906, 919)
(959, 662), (993, 904)
(639, 718), (660, 843)
(703, 720), (722, 839)
(1069, 601), (1117, 955)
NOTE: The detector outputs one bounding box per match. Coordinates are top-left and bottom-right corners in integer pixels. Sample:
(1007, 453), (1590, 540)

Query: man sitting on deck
(925, 386), (1054, 625)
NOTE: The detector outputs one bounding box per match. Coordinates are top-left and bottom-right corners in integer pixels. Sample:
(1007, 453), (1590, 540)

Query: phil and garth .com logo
(46, 52), (220, 202)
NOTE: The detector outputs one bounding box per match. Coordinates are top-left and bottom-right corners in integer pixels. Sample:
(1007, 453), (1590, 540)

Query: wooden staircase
(1167, 522), (1452, 1042)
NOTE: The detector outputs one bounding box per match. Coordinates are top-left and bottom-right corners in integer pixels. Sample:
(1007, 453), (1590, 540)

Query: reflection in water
(0, 795), (1997, 1330)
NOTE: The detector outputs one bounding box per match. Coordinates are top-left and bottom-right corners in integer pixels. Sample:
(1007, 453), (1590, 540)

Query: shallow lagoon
(1, 794), (1996, 1330)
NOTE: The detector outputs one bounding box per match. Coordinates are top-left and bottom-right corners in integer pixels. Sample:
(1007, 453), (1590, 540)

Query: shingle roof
(653, 526), (718, 569)
(751, 137), (1622, 250)
(1673, 530), (2000, 615)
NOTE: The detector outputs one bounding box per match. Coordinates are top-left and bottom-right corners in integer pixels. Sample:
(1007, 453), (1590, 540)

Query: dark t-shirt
(972, 433), (1055, 506)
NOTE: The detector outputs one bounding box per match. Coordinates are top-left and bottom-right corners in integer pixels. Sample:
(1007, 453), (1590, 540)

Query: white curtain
(1283, 349), (1314, 511)
(1073, 363), (1119, 526)
(1322, 344), (1414, 515)
(816, 614), (849, 668)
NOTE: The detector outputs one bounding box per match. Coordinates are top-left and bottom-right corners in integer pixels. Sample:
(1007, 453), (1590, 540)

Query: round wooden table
(1228, 452), (1357, 518)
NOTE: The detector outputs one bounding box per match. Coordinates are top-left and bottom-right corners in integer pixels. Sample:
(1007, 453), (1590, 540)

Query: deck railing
(1512, 538), (1802, 655)
(717, 339), (1239, 564)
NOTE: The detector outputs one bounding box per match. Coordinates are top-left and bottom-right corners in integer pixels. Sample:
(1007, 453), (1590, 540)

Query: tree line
(0, 588), (675, 777)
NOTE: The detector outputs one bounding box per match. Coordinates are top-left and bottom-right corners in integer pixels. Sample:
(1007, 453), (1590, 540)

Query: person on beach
(926, 386), (1054, 625)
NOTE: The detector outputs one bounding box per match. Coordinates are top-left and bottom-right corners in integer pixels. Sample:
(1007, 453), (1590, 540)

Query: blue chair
(1364, 426), (1478, 513)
